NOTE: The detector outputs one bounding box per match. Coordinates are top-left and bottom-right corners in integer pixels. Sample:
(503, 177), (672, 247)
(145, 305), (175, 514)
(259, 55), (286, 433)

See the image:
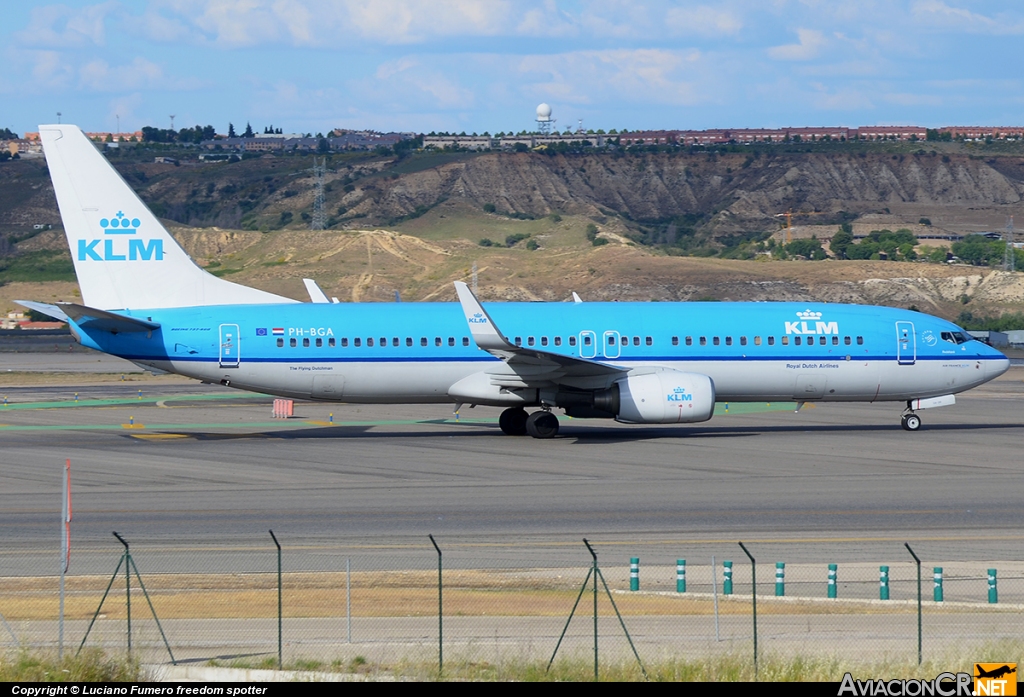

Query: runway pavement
(2, 363), (1023, 575)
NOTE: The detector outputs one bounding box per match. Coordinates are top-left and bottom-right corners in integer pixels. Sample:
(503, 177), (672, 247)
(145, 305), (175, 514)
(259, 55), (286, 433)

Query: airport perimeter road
(2, 367), (1023, 572)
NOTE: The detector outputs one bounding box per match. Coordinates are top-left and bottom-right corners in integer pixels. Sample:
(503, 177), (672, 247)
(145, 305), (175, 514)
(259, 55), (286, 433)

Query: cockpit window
(941, 331), (974, 345)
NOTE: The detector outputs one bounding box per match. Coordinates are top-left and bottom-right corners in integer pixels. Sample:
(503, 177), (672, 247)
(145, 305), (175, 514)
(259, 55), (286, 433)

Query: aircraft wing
(15, 300), (70, 323)
(454, 281), (624, 384)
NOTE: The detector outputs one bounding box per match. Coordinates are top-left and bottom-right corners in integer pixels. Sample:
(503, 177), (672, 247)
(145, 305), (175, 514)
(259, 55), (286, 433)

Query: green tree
(228, 123), (237, 138)
(830, 225), (854, 259)
(243, 122), (254, 138)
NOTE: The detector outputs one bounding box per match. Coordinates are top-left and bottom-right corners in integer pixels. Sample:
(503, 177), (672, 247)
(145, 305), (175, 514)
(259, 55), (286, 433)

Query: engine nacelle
(615, 369), (715, 424)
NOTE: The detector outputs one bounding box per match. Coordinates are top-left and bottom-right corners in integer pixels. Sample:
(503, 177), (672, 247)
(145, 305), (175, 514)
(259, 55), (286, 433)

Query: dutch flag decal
(272, 328), (284, 336)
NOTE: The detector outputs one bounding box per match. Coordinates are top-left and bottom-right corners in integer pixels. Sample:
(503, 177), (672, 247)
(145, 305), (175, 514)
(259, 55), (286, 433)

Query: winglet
(572, 292), (583, 304)
(453, 281), (514, 352)
(303, 278), (330, 303)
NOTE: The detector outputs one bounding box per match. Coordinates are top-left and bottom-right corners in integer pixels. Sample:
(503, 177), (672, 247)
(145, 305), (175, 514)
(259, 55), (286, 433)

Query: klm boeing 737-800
(19, 124), (1010, 438)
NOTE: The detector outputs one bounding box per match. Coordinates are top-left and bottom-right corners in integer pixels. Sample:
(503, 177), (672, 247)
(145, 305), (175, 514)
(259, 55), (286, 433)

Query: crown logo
(673, 386), (687, 393)
(100, 211), (140, 235)
(796, 309), (822, 320)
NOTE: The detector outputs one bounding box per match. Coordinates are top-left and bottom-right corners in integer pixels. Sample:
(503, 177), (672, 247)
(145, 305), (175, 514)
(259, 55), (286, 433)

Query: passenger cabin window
(767, 336), (774, 346)
(844, 336), (851, 345)
(541, 337), (548, 346)
(794, 336), (801, 346)
(819, 336), (826, 346)
(463, 337), (470, 346)
(686, 336), (693, 346)
(832, 336), (838, 345)
(341, 338), (349, 347)
(421, 337), (427, 347)
(646, 336), (652, 346)
(569, 336), (577, 346)
(781, 336), (789, 346)
(329, 338), (336, 347)
(448, 337), (455, 347)
(740, 336), (747, 346)
(435, 337), (442, 346)
(700, 337), (707, 346)
(392, 337), (399, 346)
(713, 337), (720, 346)
(367, 338), (374, 347)
(857, 336), (864, 345)
(315, 338), (322, 347)
(406, 337), (413, 347)
(607, 335), (615, 345)
(753, 336), (761, 346)
(725, 337), (733, 346)
(528, 337), (536, 346)
(290, 338), (297, 347)
(554, 337), (562, 346)
(277, 338), (284, 348)
(583, 335), (592, 346)
(633, 336), (641, 346)
(514, 337), (522, 346)
(672, 336), (679, 346)
(354, 338), (361, 347)
(380, 337), (387, 347)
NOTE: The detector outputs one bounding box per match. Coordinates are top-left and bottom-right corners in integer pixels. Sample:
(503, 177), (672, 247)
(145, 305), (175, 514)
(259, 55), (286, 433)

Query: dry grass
(0, 571), (979, 620)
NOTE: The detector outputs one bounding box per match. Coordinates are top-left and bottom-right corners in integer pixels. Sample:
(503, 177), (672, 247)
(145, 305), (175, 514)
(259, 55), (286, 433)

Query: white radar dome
(536, 103), (552, 121)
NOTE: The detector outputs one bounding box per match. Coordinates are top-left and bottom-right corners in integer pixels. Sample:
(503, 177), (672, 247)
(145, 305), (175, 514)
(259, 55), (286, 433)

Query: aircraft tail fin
(39, 124), (296, 310)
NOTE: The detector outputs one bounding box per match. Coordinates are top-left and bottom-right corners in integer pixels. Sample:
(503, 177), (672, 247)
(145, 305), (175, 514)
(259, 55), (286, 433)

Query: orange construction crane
(774, 210), (830, 245)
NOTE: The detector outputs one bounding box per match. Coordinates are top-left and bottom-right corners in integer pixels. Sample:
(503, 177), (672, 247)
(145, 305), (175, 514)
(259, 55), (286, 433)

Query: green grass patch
(0, 648), (141, 682)
(210, 640), (1024, 681)
(0, 250), (75, 283)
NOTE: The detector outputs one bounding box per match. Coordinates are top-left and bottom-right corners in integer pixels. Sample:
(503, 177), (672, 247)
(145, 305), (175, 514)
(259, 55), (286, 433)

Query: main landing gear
(499, 407), (560, 439)
(900, 410), (922, 431)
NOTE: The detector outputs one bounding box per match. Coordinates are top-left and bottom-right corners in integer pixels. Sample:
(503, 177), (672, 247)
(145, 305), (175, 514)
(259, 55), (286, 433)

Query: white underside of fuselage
(134, 355), (1005, 406)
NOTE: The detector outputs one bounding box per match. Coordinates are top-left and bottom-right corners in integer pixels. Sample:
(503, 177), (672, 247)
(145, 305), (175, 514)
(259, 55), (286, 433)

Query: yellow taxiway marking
(129, 433), (188, 440)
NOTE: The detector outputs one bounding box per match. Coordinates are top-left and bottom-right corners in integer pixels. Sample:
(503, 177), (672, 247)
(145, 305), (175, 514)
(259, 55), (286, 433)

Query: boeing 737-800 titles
(20, 125), (1010, 438)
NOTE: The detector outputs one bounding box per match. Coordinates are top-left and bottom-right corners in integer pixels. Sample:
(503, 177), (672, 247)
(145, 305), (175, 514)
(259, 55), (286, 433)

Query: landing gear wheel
(525, 410), (560, 439)
(498, 407), (528, 436)
(901, 413), (921, 431)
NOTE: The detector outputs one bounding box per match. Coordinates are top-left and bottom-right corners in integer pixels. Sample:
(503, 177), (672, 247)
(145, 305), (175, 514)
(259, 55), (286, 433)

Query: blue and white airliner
(20, 125), (1010, 438)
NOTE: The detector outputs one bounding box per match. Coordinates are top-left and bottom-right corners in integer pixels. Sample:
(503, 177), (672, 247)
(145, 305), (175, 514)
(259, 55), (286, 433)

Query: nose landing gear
(900, 411), (921, 431)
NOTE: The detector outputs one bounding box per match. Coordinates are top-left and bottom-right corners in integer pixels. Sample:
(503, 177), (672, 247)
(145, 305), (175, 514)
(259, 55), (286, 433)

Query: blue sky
(3, 1), (1023, 137)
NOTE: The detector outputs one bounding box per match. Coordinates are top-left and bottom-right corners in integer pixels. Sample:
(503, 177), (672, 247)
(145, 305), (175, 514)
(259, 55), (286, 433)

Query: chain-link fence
(2, 534), (1021, 669)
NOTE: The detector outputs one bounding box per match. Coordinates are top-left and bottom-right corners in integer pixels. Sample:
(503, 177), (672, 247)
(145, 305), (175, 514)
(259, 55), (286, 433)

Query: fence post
(933, 567), (943, 602)
(880, 566), (890, 600)
(723, 560), (733, 595)
(905, 543), (922, 665)
(630, 557), (639, 591)
(828, 563), (837, 599)
(738, 543), (757, 678)
(346, 557), (352, 644)
(775, 562), (785, 597)
(676, 559), (686, 593)
(429, 534), (443, 676)
(112, 532), (131, 656)
(269, 530), (282, 670)
(988, 569), (998, 604)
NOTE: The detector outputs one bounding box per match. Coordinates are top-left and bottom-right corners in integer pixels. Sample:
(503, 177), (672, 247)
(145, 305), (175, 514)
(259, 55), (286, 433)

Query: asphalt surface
(2, 362), (1023, 577)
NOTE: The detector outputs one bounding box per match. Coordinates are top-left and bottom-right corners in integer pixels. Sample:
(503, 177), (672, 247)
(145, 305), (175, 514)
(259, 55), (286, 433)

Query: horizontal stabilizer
(14, 300), (69, 323)
(57, 303), (160, 333)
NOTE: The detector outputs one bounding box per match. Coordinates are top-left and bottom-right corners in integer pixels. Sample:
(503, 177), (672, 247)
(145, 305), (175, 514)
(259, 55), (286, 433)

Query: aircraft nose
(987, 355), (1011, 379)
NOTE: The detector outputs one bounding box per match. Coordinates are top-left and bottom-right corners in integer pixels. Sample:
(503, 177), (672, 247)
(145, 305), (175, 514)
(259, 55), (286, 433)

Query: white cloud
(518, 48), (706, 107)
(79, 57), (166, 91)
(16, 2), (120, 48)
(666, 5), (743, 37)
(768, 28), (827, 60)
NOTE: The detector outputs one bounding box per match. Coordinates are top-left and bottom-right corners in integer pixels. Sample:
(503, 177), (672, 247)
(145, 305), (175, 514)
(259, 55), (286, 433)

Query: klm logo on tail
(77, 211), (164, 262)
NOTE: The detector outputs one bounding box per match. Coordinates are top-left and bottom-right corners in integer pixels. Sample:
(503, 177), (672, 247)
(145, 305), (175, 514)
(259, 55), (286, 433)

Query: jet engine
(558, 369), (715, 424)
